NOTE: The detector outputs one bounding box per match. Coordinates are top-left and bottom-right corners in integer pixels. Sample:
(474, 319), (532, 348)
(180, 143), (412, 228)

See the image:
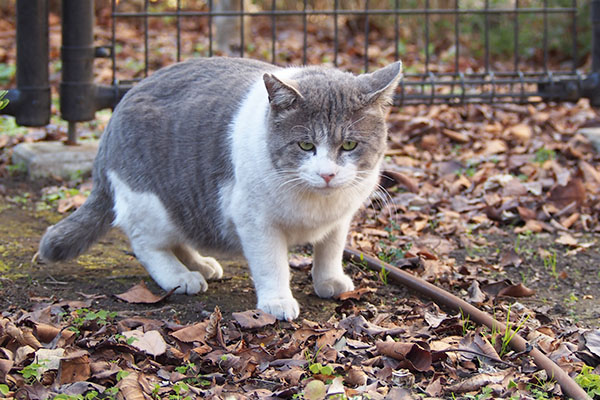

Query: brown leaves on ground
(2, 297), (598, 399)
(114, 281), (176, 304)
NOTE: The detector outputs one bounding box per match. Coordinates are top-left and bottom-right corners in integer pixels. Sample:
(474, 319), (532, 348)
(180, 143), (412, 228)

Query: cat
(39, 57), (402, 321)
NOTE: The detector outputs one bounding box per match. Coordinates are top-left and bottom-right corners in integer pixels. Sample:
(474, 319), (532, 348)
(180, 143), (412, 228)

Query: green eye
(341, 141), (358, 151)
(299, 141), (315, 151)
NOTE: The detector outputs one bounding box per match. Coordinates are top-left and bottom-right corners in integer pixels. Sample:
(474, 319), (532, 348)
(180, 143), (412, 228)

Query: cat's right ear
(263, 73), (303, 110)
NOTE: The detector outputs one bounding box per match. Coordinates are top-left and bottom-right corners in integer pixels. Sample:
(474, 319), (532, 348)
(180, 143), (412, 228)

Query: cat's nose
(320, 173), (336, 184)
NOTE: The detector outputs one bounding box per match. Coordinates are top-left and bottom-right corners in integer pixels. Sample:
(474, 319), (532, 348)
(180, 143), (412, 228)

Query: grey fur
(39, 57), (401, 263)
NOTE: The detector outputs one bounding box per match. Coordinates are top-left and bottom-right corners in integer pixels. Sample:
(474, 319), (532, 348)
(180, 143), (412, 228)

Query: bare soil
(1, 174), (598, 329)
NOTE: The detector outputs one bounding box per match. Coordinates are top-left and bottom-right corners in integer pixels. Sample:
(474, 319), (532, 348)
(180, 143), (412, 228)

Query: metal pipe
(0, 0), (50, 126)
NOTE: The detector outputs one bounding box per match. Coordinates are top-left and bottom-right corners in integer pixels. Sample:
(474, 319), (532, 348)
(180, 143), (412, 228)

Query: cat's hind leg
(109, 171), (208, 294)
(131, 240), (208, 294)
(173, 244), (224, 280)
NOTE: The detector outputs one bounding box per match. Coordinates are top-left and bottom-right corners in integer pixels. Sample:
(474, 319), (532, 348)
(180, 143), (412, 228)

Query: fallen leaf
(123, 330), (167, 357)
(337, 287), (376, 301)
(116, 370), (145, 400)
(289, 254), (312, 269)
(547, 178), (586, 209)
(232, 309), (277, 329)
(115, 281), (176, 304)
(555, 233), (578, 247)
(58, 351), (91, 384)
(376, 341), (432, 372)
(497, 283), (535, 298)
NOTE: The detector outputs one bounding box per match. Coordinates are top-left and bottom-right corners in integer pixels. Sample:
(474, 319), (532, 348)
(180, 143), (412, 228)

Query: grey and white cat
(39, 57), (402, 321)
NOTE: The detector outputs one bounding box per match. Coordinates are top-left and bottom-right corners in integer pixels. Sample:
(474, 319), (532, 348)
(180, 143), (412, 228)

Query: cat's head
(263, 61), (402, 194)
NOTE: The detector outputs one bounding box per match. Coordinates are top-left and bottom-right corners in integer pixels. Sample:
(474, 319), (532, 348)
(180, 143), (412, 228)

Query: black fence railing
(1, 0), (599, 143)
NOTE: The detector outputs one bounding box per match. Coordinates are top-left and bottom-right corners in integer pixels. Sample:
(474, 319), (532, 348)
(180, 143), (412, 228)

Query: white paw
(314, 274), (355, 298)
(257, 296), (300, 321)
(199, 256), (224, 280)
(169, 271), (208, 294)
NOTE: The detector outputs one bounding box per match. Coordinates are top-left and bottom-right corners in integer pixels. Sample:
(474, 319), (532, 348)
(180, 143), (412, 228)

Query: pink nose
(320, 173), (335, 184)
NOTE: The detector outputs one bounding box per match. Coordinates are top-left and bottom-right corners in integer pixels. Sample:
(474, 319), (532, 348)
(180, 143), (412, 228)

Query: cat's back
(96, 57), (279, 250)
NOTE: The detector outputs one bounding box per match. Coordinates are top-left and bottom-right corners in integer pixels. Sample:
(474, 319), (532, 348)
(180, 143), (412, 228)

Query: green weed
(534, 146), (556, 165)
(19, 360), (48, 384)
(575, 364), (600, 398)
(0, 90), (8, 110)
(499, 306), (529, 358)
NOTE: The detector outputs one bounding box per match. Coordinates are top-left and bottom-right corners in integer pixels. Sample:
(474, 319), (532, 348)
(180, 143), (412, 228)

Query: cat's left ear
(358, 61), (403, 108)
(263, 73), (303, 111)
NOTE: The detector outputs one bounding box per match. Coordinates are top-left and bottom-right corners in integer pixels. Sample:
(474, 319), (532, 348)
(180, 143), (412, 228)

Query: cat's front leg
(312, 219), (355, 298)
(238, 225), (299, 321)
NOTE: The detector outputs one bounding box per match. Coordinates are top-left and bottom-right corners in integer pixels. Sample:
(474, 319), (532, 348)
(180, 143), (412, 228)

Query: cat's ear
(358, 61), (403, 108)
(263, 73), (303, 110)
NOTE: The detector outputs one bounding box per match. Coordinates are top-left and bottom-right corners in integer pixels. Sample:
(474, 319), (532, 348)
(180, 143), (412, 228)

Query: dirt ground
(1, 174), (598, 329)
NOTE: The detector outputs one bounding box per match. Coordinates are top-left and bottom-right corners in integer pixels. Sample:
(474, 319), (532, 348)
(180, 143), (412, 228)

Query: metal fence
(1, 0), (599, 143)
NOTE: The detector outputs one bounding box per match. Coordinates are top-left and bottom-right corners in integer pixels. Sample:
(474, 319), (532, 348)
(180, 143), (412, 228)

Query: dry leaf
(58, 351), (91, 384)
(376, 341), (432, 372)
(555, 233), (578, 247)
(115, 281), (176, 304)
(123, 330), (167, 357)
(337, 287), (376, 301)
(232, 309), (276, 329)
(548, 178), (586, 209)
(116, 370), (145, 400)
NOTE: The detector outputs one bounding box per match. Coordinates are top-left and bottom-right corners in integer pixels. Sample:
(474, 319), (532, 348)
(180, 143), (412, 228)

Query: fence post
(61, 0), (97, 143)
(0, 0), (50, 126)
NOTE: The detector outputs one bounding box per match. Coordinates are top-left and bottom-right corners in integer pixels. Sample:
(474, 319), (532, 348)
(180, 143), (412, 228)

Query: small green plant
(543, 250), (559, 280)
(575, 364), (600, 398)
(170, 381), (192, 400)
(499, 306), (530, 358)
(534, 146), (556, 165)
(19, 360), (48, 384)
(175, 361), (196, 375)
(116, 370), (130, 382)
(308, 362), (334, 376)
(53, 391), (100, 400)
(0, 384), (10, 396)
(0, 90), (9, 110)
(460, 308), (476, 335)
(464, 385), (494, 400)
(378, 265), (390, 285)
(68, 308), (118, 334)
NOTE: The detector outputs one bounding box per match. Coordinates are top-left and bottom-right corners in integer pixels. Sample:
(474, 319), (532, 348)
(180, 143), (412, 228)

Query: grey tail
(39, 185), (114, 262)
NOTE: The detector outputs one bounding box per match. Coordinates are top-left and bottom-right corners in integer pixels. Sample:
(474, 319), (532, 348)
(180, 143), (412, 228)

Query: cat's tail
(39, 184), (114, 262)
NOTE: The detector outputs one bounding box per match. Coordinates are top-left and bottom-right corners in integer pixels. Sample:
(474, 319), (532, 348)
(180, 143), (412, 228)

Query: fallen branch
(343, 247), (591, 400)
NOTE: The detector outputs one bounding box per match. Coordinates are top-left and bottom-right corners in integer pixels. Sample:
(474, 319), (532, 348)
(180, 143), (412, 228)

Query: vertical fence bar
(303, 0), (308, 65)
(454, 0), (460, 73)
(394, 0), (399, 62)
(111, 0), (117, 84)
(593, 0), (600, 73)
(176, 0), (181, 62)
(144, 0), (149, 76)
(424, 0), (430, 73)
(572, 0), (578, 71)
(543, 0), (548, 73)
(364, 0), (370, 72)
(0, 0), (50, 126)
(513, 0), (519, 72)
(484, 0), (490, 73)
(208, 0), (213, 57)
(240, 0), (245, 57)
(334, 0), (339, 67)
(271, 0), (276, 64)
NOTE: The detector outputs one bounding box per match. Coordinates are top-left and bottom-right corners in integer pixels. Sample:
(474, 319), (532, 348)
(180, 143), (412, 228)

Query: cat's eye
(298, 141), (315, 151)
(341, 141), (358, 151)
